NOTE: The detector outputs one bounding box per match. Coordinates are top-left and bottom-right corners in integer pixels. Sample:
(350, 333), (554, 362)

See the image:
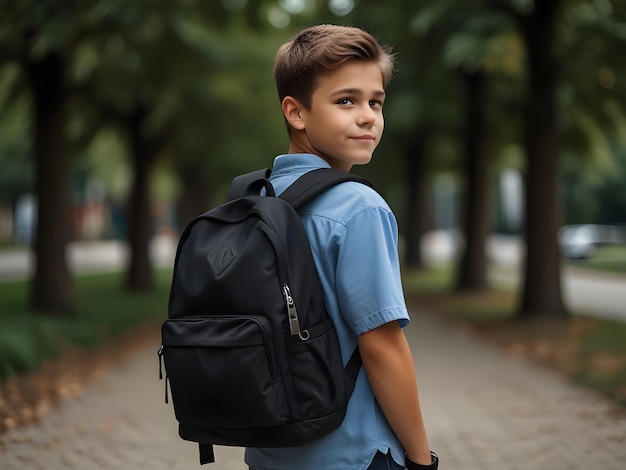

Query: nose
(357, 104), (377, 126)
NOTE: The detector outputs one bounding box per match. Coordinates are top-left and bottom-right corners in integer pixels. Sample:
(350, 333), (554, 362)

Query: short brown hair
(274, 24), (394, 110)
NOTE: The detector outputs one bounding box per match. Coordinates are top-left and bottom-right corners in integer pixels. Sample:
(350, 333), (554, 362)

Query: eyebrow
(330, 88), (386, 98)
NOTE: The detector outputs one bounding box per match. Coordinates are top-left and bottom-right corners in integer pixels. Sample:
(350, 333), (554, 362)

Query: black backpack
(158, 168), (372, 464)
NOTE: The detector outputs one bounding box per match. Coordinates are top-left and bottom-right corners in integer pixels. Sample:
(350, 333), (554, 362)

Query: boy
(245, 25), (437, 470)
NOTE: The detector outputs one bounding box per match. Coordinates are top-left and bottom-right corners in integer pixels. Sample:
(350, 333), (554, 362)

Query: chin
(353, 156), (373, 166)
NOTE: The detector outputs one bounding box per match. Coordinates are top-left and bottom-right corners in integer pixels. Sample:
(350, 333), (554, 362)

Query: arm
(358, 321), (432, 465)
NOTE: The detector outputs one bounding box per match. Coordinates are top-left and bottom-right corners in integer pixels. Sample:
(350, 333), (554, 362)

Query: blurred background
(1, 0), (625, 407)
(0, 0), (626, 456)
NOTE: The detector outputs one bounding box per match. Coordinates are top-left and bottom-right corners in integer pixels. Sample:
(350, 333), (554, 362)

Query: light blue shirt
(245, 154), (409, 470)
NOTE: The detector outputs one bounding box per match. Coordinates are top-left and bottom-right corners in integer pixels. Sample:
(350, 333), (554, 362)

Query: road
(0, 236), (175, 282)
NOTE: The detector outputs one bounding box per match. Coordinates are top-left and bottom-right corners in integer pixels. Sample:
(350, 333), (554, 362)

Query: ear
(281, 96), (305, 131)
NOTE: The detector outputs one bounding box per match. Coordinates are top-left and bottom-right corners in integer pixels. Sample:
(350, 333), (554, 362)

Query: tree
(168, 22), (288, 230)
(400, 1), (526, 290)
(402, 129), (434, 268)
(27, 49), (78, 313)
(0, 66), (33, 222)
(0, 1), (80, 314)
(434, 5), (498, 291)
(559, 0), (626, 226)
(72, 1), (235, 291)
(456, 68), (490, 290)
(495, 0), (568, 317)
(347, 1), (464, 269)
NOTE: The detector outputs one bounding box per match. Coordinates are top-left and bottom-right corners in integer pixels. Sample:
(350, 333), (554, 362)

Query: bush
(0, 270), (172, 379)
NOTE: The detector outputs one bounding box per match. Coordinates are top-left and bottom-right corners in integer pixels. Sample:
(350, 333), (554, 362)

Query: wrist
(405, 451), (438, 470)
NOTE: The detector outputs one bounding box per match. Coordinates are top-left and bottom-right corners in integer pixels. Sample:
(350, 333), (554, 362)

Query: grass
(0, 269), (172, 379)
(572, 320), (626, 402)
(402, 266), (626, 408)
(566, 245), (626, 274)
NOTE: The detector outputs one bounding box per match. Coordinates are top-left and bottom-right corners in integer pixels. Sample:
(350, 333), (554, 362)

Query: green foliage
(574, 366), (626, 407)
(401, 265), (453, 295)
(0, 65), (32, 200)
(0, 0), (625, 254)
(563, 138), (626, 224)
(574, 317), (626, 406)
(0, 270), (171, 379)
(559, 1), (626, 223)
(582, 318), (626, 354)
(567, 245), (626, 273)
(82, 128), (129, 202)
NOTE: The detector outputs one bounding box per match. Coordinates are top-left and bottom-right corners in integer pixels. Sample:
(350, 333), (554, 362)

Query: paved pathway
(1, 311), (625, 469)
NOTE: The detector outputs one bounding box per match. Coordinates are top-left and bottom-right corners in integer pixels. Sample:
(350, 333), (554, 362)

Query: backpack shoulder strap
(227, 168), (272, 201)
(345, 347), (362, 382)
(279, 168), (374, 210)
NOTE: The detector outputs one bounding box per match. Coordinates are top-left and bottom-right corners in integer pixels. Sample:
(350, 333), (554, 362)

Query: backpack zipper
(161, 316), (280, 380)
(258, 221), (309, 339)
(283, 285), (309, 340)
(282, 284), (300, 335)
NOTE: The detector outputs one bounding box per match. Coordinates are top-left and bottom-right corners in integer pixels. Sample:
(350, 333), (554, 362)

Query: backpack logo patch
(206, 244), (237, 276)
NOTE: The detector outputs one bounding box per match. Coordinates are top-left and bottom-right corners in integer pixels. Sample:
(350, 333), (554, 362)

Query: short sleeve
(335, 206), (410, 335)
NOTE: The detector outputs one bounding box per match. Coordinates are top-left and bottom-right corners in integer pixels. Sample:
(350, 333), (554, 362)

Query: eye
(369, 99), (383, 109)
(336, 98), (354, 105)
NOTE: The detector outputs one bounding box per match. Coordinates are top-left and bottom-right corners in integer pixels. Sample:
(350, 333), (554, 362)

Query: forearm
(358, 322), (432, 465)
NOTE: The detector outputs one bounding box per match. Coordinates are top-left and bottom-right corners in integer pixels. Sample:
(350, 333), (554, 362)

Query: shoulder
(304, 180), (395, 227)
(333, 180), (388, 208)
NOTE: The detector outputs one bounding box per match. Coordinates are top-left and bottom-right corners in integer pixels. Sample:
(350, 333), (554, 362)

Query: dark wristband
(405, 451), (438, 470)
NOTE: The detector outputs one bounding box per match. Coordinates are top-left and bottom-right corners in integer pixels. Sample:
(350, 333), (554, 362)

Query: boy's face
(290, 61), (385, 172)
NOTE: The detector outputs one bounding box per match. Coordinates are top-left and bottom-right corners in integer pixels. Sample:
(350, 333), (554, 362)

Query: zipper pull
(282, 284), (301, 336)
(157, 346), (164, 380)
(158, 346), (169, 404)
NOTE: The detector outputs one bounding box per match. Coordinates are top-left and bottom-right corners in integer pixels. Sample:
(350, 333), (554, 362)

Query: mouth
(351, 135), (376, 141)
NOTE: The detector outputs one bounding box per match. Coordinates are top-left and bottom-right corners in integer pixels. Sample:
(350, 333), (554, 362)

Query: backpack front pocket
(285, 319), (351, 419)
(162, 316), (289, 428)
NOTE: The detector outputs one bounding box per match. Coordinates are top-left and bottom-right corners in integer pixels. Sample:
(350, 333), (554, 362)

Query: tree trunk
(176, 162), (214, 234)
(404, 132), (431, 269)
(455, 68), (489, 291)
(124, 104), (156, 292)
(27, 51), (77, 315)
(517, 1), (568, 317)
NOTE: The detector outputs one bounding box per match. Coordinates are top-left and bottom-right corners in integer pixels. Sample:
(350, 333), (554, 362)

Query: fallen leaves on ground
(0, 320), (161, 437)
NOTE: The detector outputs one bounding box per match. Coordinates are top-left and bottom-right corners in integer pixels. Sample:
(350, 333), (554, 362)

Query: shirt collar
(271, 154), (331, 176)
